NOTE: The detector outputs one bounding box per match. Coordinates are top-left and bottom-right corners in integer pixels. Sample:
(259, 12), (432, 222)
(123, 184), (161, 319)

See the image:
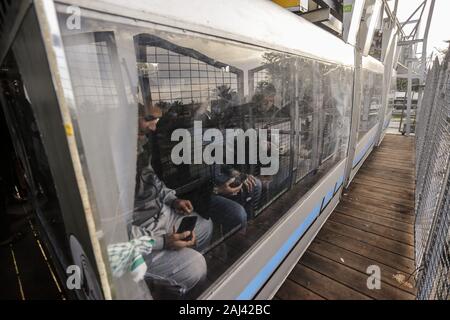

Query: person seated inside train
(136, 104), (164, 178)
(131, 104), (213, 298)
(189, 100), (263, 236)
(251, 82), (290, 120)
(208, 164), (262, 236)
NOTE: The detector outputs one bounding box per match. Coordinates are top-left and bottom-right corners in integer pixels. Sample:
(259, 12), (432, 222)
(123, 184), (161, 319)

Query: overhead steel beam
(401, 19), (420, 25)
(381, 0), (405, 38)
(416, 0), (436, 126)
(398, 39), (424, 46)
(301, 7), (333, 22)
(400, 0), (426, 28)
(342, 0), (366, 45)
(420, 0), (436, 80)
(358, 0), (383, 56)
(300, 7), (343, 34)
(312, 0), (343, 19)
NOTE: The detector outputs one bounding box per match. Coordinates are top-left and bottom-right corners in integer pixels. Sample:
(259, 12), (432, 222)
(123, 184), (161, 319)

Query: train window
(295, 58), (316, 182)
(248, 53), (294, 213)
(319, 63), (353, 166)
(56, 7), (352, 300)
(358, 70), (383, 140)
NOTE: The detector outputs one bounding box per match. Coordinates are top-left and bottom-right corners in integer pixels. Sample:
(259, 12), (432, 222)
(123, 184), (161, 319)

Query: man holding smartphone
(209, 165), (262, 236)
(132, 104), (213, 299)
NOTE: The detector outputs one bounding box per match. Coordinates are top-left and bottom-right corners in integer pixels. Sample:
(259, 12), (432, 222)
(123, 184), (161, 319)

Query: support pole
(420, 0), (435, 81)
(406, 58), (413, 136)
(417, 0), (436, 117)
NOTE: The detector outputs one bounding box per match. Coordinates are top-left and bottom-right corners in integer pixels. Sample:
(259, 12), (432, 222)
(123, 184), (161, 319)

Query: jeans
(144, 211), (213, 298)
(208, 178), (262, 236)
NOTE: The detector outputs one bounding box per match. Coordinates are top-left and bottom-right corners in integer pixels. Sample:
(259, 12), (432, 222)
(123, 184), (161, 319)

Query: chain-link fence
(415, 46), (450, 300)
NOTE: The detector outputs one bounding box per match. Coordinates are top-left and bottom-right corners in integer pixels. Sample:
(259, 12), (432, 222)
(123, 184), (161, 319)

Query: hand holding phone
(229, 173), (248, 188)
(176, 216), (197, 241)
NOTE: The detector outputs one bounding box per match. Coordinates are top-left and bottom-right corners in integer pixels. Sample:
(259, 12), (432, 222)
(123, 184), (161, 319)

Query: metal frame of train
(0, 0), (399, 300)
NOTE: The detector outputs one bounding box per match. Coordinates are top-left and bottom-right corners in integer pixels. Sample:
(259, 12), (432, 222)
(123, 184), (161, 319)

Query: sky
(393, 0), (450, 58)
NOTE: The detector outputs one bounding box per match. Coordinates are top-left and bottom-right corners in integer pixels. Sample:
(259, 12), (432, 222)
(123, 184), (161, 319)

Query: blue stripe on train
(237, 179), (341, 300)
(352, 134), (375, 168)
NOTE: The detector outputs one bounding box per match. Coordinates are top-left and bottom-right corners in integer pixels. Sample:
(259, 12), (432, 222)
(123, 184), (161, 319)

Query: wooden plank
(317, 227), (415, 274)
(288, 264), (370, 300)
(368, 155), (414, 165)
(276, 135), (417, 300)
(300, 251), (415, 300)
(334, 206), (414, 233)
(360, 161), (414, 172)
(348, 181), (414, 201)
(345, 190), (414, 210)
(353, 175), (414, 190)
(357, 168), (414, 184)
(329, 211), (414, 244)
(323, 220), (414, 259)
(352, 176), (414, 193)
(338, 201), (415, 223)
(367, 158), (413, 168)
(342, 192), (414, 214)
(363, 159), (415, 170)
(373, 148), (414, 154)
(360, 170), (414, 180)
(369, 152), (414, 158)
(308, 239), (416, 294)
(276, 278), (325, 300)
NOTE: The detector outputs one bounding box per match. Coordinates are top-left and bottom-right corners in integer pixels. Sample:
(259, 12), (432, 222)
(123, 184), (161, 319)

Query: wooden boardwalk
(276, 134), (417, 300)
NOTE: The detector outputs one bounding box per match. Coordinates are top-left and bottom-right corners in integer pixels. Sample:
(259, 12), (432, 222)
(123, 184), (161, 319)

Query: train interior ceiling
(0, 1), (396, 300)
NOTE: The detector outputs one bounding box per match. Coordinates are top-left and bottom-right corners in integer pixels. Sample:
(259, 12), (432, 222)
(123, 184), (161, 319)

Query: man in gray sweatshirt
(131, 105), (213, 298)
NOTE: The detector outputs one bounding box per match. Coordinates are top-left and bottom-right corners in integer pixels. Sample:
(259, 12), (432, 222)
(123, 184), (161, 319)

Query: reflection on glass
(385, 74), (397, 130)
(358, 70), (383, 140)
(57, 10), (353, 300)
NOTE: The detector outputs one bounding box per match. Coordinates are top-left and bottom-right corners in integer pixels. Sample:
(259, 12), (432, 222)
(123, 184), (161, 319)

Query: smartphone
(229, 173), (247, 188)
(176, 216), (197, 241)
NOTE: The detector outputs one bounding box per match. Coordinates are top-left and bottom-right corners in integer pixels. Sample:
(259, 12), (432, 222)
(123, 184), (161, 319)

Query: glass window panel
(159, 92), (171, 100)
(180, 63), (191, 70)
(358, 70), (382, 141)
(156, 47), (167, 54)
(191, 77), (200, 84)
(181, 70), (190, 77)
(169, 55), (180, 63)
(56, 8), (353, 301)
(169, 70), (180, 77)
(179, 56), (190, 63)
(169, 62), (180, 70)
(158, 70), (169, 78)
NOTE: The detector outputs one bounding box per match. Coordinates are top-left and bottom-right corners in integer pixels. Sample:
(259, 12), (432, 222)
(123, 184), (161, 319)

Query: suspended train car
(0, 0), (388, 300)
